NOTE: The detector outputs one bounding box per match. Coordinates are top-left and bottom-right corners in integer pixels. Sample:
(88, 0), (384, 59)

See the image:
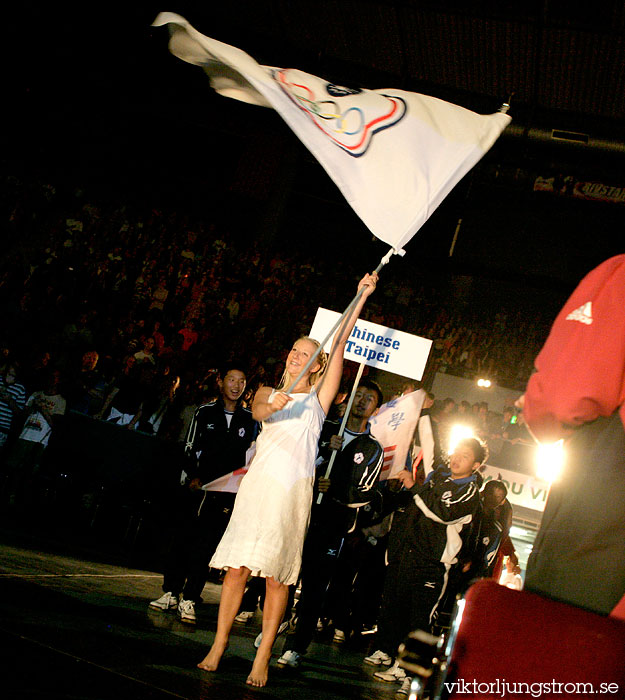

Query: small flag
(202, 443), (256, 493)
(380, 445), (397, 481)
(370, 389), (427, 479)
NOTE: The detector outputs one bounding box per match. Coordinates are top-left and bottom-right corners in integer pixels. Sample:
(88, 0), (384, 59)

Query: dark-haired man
(277, 380), (384, 668)
(470, 479), (509, 579)
(149, 365), (258, 624)
(365, 438), (486, 692)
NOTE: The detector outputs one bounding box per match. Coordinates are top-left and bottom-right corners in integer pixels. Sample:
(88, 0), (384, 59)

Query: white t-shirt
(20, 392), (67, 447)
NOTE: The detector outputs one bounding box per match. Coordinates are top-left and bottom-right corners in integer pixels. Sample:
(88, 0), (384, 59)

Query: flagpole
(286, 246), (396, 395)
(316, 361), (366, 505)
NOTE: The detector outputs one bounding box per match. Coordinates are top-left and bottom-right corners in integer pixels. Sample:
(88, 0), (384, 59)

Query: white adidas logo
(566, 301), (593, 325)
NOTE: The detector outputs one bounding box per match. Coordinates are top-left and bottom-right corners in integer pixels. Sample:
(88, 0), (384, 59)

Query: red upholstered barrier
(445, 579), (625, 699)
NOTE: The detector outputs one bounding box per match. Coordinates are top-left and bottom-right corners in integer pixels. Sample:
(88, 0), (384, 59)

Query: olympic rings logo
(288, 83), (366, 136)
(274, 69), (407, 156)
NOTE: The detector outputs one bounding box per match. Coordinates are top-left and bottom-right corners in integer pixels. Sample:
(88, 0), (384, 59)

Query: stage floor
(0, 525), (397, 700)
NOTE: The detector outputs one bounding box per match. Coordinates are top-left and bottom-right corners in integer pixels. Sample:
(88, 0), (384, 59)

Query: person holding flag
(365, 437), (486, 696)
(198, 272), (378, 687)
(369, 386), (428, 482)
(277, 379), (384, 668)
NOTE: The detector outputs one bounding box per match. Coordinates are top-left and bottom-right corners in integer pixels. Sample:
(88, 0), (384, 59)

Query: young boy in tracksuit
(364, 437), (486, 688)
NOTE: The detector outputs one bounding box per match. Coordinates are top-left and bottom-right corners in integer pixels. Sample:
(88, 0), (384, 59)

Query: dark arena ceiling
(6, 2), (625, 294)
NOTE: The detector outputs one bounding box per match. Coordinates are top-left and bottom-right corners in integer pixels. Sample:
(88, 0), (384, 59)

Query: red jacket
(524, 255), (625, 443)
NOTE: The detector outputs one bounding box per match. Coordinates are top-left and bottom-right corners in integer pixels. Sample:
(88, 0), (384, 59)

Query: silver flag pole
(286, 246), (396, 395)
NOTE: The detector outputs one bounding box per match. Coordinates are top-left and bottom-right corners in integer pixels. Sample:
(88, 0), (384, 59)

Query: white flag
(153, 13), (511, 253)
(370, 389), (427, 480)
(202, 443), (256, 493)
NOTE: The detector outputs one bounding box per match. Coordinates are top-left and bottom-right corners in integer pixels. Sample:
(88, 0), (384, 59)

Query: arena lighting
(535, 440), (565, 483)
(477, 378), (491, 388)
(509, 525), (529, 538)
(448, 423), (475, 454)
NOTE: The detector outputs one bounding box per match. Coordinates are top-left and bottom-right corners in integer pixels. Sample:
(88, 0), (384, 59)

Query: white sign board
(481, 464), (551, 513)
(310, 308), (432, 380)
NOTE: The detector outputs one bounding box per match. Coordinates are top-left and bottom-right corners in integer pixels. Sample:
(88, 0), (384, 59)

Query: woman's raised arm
(316, 271), (378, 414)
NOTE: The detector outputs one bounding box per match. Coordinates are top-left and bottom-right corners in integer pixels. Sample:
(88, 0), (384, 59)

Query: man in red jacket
(520, 255), (625, 616)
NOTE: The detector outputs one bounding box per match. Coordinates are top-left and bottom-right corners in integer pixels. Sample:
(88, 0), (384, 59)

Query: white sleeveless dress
(210, 388), (325, 585)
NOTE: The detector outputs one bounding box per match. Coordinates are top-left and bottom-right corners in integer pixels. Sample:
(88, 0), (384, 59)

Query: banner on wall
(480, 464), (550, 513)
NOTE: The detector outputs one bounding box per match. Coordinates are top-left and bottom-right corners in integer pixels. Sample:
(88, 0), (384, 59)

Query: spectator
(96, 355), (145, 429)
(499, 557), (523, 590)
(138, 373), (180, 435)
(22, 350), (52, 393)
(4, 369), (66, 505)
(147, 320), (166, 354)
(148, 278), (169, 313)
(65, 350), (102, 415)
(474, 401), (491, 442)
(0, 363), (27, 451)
(226, 291), (240, 323)
(178, 320), (198, 353)
(134, 337), (157, 366)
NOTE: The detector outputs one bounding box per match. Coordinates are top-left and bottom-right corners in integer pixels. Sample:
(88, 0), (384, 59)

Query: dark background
(5, 2), (625, 306)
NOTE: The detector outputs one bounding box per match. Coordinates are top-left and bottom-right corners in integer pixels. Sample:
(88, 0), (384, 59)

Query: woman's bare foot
(246, 652), (270, 687)
(197, 639), (228, 672)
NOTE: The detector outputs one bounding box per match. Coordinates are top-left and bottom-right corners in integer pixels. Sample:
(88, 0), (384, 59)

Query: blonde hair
(276, 336), (328, 391)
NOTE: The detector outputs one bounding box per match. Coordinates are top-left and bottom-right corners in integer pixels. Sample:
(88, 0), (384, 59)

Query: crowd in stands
(0, 174), (555, 488)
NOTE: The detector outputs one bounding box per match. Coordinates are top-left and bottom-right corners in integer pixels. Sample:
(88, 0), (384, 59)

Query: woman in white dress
(198, 272), (378, 686)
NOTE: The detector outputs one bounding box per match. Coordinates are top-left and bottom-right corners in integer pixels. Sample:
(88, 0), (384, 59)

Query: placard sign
(481, 464), (551, 513)
(310, 308), (432, 380)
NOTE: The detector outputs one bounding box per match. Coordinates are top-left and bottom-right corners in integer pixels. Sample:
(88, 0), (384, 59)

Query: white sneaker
(254, 620), (289, 648)
(395, 676), (413, 698)
(316, 617), (332, 632)
(149, 592), (178, 611)
(177, 598), (196, 624)
(333, 628), (346, 643)
(364, 649), (393, 666)
(374, 661), (407, 682)
(277, 650), (301, 668)
(234, 610), (255, 623)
